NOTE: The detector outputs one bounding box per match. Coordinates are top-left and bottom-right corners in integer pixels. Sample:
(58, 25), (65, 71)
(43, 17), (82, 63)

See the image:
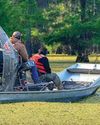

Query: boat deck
(62, 81), (92, 89)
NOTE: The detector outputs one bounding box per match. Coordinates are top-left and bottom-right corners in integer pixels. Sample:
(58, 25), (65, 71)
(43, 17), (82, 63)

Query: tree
(25, 0), (34, 57)
(80, 0), (87, 22)
(0, 0), (100, 55)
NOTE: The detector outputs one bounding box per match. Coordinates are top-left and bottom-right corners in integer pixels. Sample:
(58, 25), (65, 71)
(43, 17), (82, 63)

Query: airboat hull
(57, 63), (100, 82)
(1, 63), (100, 102)
(0, 85), (99, 102)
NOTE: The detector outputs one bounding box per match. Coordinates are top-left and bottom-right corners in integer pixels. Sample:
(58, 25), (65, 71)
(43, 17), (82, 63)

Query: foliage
(0, 0), (100, 54)
(36, 1), (100, 54)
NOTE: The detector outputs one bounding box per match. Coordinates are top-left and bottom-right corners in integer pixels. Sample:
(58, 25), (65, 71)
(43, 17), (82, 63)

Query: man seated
(30, 46), (63, 90)
(10, 31), (40, 84)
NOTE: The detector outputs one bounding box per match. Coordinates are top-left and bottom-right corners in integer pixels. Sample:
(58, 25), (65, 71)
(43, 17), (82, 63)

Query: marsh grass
(0, 55), (100, 125)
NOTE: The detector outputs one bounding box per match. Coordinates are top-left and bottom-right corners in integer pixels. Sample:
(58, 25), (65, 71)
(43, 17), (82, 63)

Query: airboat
(0, 26), (100, 102)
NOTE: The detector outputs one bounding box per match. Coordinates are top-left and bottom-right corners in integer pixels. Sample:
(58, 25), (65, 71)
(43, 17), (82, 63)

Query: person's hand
(10, 37), (13, 42)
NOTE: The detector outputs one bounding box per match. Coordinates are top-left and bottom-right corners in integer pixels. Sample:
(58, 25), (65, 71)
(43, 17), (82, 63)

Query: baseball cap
(12, 31), (22, 39)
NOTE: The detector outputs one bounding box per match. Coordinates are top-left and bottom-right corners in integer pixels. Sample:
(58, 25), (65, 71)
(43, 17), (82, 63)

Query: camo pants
(39, 73), (62, 89)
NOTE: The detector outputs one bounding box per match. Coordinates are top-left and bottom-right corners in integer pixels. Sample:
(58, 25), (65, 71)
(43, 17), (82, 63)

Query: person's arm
(38, 57), (51, 73)
(14, 43), (28, 62)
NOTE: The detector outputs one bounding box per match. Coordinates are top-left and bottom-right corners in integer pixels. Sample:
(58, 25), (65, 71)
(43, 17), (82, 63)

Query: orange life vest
(30, 54), (46, 74)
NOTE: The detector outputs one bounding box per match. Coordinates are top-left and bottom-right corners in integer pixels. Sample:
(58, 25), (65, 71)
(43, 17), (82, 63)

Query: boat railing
(67, 68), (100, 74)
(14, 81), (54, 91)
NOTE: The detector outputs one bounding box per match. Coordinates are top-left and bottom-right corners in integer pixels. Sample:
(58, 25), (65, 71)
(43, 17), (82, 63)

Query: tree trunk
(80, 0), (87, 22)
(93, 0), (96, 15)
(25, 0), (33, 57)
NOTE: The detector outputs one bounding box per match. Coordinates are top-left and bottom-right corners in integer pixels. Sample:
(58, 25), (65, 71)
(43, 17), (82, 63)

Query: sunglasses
(13, 35), (21, 40)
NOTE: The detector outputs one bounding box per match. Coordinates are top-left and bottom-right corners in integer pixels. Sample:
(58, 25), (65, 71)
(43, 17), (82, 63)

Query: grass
(48, 55), (100, 63)
(0, 55), (100, 125)
(0, 101), (100, 125)
(50, 62), (74, 72)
